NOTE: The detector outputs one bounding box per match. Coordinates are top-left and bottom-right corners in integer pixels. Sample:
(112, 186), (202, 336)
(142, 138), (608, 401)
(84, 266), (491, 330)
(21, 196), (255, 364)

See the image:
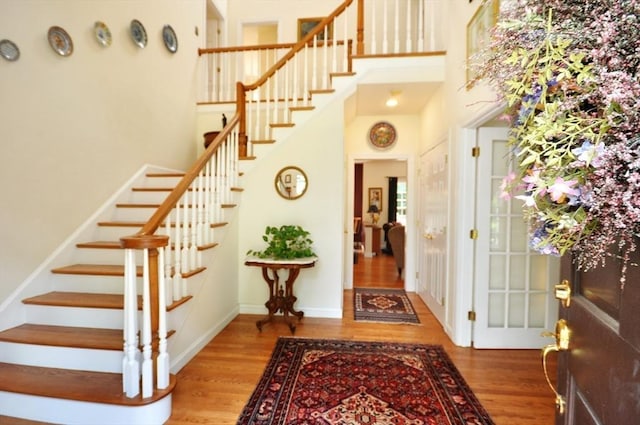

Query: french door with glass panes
(473, 127), (559, 348)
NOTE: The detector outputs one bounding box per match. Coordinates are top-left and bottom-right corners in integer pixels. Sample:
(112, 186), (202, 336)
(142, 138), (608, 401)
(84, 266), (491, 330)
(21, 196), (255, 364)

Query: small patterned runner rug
(354, 287), (420, 324)
(237, 338), (495, 425)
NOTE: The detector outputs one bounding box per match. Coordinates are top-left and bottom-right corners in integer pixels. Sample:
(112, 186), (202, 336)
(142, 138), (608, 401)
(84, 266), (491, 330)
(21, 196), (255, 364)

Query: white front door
(473, 127), (559, 348)
(417, 141), (448, 325)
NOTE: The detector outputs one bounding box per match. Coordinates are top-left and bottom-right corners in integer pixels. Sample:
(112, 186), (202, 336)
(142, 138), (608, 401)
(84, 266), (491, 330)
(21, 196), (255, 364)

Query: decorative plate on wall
(94, 21), (112, 47)
(130, 19), (148, 48)
(162, 25), (178, 53)
(48, 26), (73, 56)
(368, 121), (397, 149)
(0, 39), (20, 61)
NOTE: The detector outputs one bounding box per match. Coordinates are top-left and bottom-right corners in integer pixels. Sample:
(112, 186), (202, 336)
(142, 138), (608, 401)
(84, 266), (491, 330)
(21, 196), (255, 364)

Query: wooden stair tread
(22, 291), (192, 311)
(0, 362), (175, 406)
(309, 88), (335, 94)
(251, 139), (276, 144)
(77, 240), (220, 251)
(51, 264), (136, 276)
(270, 123), (294, 128)
(22, 291), (131, 309)
(0, 415), (54, 424)
(76, 241), (121, 249)
(0, 324), (124, 350)
(146, 172), (185, 177)
(115, 203), (160, 208)
(97, 221), (145, 227)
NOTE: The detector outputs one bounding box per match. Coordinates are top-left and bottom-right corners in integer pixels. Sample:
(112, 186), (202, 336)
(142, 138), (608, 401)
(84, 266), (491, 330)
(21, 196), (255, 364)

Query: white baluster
(342, 8), (349, 72)
(273, 68), (279, 123)
(173, 198), (183, 300)
(382, 0), (388, 54)
(303, 44), (310, 105)
(122, 248), (140, 397)
(189, 179), (198, 270)
(406, 0), (412, 52)
(371, 1), (378, 54)
(203, 161), (212, 245)
(393, 0), (400, 53)
(163, 211), (173, 305)
(418, 0), (425, 51)
(215, 150), (222, 223)
(140, 248), (153, 398)
(293, 52), (299, 107)
(312, 37), (318, 90)
(157, 247), (170, 389)
(181, 191), (190, 274)
(322, 25), (329, 89)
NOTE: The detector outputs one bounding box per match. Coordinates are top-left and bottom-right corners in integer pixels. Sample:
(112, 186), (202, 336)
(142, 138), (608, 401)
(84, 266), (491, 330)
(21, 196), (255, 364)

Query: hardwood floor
(166, 253), (556, 425)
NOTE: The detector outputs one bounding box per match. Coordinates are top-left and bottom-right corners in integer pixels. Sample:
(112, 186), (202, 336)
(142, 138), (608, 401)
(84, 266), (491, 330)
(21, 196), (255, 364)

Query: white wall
(0, 0), (205, 303)
(226, 0), (342, 45)
(237, 98), (345, 319)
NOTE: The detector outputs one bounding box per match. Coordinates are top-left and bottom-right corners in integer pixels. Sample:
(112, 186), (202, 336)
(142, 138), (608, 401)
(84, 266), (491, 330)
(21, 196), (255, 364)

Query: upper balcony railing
(198, 0), (445, 104)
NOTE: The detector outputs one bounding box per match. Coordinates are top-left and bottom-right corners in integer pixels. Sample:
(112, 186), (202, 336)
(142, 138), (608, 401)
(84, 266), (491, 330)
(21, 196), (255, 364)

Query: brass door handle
(423, 233), (434, 240)
(541, 319), (570, 414)
(555, 279), (571, 308)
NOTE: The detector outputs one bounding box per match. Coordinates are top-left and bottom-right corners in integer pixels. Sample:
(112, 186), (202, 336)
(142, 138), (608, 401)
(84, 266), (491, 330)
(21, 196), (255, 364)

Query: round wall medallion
(368, 121), (397, 149)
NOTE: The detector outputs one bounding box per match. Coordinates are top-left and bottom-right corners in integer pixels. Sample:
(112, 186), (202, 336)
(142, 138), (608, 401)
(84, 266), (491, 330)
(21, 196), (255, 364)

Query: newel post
(237, 81), (248, 158)
(120, 234), (170, 398)
(357, 0), (364, 55)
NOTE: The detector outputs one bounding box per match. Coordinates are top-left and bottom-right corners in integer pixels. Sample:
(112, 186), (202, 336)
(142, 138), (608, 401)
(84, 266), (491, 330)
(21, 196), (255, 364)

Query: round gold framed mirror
(275, 166), (308, 200)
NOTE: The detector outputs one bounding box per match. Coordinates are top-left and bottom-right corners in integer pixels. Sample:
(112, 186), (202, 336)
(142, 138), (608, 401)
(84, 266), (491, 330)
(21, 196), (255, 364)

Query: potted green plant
(247, 225), (316, 260)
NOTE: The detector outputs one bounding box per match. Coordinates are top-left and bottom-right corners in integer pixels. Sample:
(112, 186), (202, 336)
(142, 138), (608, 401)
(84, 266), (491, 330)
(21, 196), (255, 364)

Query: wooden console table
(245, 257), (317, 333)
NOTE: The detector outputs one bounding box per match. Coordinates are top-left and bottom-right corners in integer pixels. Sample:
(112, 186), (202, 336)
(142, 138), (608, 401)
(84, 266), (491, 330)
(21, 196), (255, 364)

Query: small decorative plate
(94, 21), (112, 47)
(162, 24), (178, 53)
(0, 39), (20, 61)
(369, 121), (397, 149)
(48, 26), (73, 56)
(130, 19), (147, 48)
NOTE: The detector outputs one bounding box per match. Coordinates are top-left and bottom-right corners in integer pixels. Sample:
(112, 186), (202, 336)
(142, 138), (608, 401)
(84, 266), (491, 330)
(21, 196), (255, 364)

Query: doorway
(348, 157), (412, 291)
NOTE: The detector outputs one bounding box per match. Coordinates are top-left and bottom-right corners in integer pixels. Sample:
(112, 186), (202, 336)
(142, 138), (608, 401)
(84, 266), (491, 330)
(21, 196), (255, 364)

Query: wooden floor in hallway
(166, 252), (557, 425)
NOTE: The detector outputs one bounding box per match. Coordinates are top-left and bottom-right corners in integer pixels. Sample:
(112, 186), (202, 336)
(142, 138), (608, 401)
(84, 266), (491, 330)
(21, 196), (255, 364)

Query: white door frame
(448, 103), (506, 347)
(344, 153), (416, 292)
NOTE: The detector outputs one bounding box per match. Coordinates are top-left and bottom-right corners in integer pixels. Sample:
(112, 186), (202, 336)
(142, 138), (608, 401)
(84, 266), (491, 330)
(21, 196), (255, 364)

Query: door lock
(554, 279), (571, 308)
(542, 319), (570, 414)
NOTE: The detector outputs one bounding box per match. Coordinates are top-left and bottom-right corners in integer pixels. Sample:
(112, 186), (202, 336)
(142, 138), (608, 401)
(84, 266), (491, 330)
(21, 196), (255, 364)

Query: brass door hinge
(471, 146), (480, 157)
(469, 229), (478, 239)
(468, 311), (476, 321)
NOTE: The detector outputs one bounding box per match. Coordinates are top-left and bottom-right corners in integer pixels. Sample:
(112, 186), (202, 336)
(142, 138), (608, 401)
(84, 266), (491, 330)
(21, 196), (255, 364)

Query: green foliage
(247, 225), (316, 259)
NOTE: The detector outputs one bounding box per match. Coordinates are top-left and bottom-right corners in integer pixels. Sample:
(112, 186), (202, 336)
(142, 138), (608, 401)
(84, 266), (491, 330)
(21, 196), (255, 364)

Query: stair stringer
(238, 54), (446, 175)
(0, 164), (178, 333)
(0, 163), (243, 424)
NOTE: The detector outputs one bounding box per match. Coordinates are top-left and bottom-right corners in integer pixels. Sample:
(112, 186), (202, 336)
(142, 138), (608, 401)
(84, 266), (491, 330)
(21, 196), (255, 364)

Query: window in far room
(396, 178), (407, 225)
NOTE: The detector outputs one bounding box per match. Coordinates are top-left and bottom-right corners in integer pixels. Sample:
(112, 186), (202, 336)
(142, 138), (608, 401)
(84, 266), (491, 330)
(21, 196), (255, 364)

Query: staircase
(0, 169), (240, 424)
(0, 0), (447, 420)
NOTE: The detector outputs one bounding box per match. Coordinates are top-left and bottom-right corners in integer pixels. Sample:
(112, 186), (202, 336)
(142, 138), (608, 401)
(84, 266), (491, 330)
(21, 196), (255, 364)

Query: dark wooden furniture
(245, 257), (316, 333)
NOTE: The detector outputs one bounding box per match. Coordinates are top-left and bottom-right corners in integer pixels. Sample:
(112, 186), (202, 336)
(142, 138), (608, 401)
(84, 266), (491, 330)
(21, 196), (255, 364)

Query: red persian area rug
(354, 287), (420, 324)
(237, 338), (495, 425)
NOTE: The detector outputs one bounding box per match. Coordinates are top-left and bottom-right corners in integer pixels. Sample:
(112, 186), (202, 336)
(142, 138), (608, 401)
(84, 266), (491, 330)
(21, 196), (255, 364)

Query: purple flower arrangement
(470, 0), (640, 284)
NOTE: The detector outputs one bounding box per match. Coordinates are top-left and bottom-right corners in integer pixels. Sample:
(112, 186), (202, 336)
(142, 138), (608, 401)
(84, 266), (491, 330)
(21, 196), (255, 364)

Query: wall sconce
(385, 90), (401, 108)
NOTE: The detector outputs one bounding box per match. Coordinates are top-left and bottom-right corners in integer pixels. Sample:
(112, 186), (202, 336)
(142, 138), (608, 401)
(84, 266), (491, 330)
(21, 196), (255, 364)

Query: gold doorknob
(423, 233), (434, 240)
(541, 319), (570, 414)
(554, 280), (571, 308)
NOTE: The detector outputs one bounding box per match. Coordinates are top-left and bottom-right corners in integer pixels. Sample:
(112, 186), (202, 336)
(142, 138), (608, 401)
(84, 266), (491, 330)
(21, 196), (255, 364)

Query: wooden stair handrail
(121, 113), (240, 246)
(243, 0), (354, 92)
(198, 39), (353, 59)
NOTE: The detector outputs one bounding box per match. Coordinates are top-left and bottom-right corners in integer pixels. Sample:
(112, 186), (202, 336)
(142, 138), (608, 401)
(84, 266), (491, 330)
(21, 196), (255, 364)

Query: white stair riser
(0, 391), (172, 425)
(122, 190), (172, 205)
(51, 274), (134, 294)
(141, 176), (183, 188)
(26, 305), (124, 329)
(0, 341), (122, 373)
